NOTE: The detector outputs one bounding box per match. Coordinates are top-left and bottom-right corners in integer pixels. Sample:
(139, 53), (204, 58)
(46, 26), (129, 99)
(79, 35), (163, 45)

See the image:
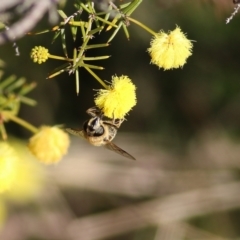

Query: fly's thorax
(83, 117), (104, 137)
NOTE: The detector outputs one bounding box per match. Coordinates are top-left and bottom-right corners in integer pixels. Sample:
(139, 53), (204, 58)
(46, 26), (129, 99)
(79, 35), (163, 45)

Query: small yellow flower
(94, 75), (137, 119)
(0, 142), (18, 193)
(28, 126), (70, 164)
(30, 46), (49, 64)
(148, 26), (193, 70)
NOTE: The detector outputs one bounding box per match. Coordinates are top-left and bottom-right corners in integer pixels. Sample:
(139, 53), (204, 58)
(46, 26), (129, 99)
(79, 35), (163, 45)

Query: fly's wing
(65, 128), (84, 138)
(105, 141), (136, 160)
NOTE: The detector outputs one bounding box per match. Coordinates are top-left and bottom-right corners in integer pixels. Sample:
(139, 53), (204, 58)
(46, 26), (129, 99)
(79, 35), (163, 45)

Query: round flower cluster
(94, 75), (137, 119)
(148, 26), (193, 70)
(28, 126), (70, 164)
(30, 46), (49, 64)
(2, 140), (45, 202)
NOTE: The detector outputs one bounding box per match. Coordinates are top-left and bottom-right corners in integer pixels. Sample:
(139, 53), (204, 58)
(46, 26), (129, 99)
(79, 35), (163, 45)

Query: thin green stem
(95, 16), (118, 28)
(83, 56), (110, 61)
(68, 21), (85, 27)
(2, 111), (38, 134)
(85, 43), (109, 49)
(82, 63), (104, 70)
(127, 17), (156, 36)
(49, 54), (73, 61)
(74, 18), (93, 69)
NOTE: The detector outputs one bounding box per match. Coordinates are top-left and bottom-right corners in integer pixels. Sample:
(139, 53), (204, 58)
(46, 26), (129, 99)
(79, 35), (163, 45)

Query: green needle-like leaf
(5, 77), (26, 92)
(122, 0), (142, 16)
(52, 29), (61, 43)
(122, 23), (130, 40)
(89, 26), (103, 35)
(80, 2), (91, 13)
(68, 21), (86, 27)
(80, 21), (86, 39)
(83, 56), (110, 61)
(18, 82), (37, 95)
(70, 25), (78, 42)
(106, 15), (120, 31)
(47, 63), (72, 79)
(19, 96), (37, 106)
(75, 69), (80, 95)
(73, 48), (80, 95)
(107, 21), (123, 43)
(58, 10), (68, 19)
(96, 16), (118, 28)
(104, 4), (112, 20)
(82, 63), (104, 70)
(85, 43), (109, 49)
(28, 29), (53, 35)
(84, 66), (108, 89)
(60, 28), (68, 57)
(0, 75), (17, 89)
(88, 2), (100, 28)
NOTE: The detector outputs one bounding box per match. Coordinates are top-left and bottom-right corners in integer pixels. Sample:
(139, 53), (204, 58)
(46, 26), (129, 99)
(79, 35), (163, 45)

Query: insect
(66, 106), (136, 160)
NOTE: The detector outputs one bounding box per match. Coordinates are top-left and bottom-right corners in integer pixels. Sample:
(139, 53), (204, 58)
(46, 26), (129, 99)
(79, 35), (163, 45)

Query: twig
(226, 4), (240, 23)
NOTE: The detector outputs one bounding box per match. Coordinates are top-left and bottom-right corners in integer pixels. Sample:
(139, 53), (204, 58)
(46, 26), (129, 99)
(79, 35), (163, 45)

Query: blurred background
(1, 0), (240, 239)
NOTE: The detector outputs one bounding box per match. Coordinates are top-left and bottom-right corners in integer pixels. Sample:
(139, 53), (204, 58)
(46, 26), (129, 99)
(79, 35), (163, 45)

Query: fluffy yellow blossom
(148, 26), (193, 70)
(0, 142), (18, 193)
(4, 139), (44, 202)
(30, 46), (49, 64)
(28, 126), (70, 164)
(94, 75), (137, 119)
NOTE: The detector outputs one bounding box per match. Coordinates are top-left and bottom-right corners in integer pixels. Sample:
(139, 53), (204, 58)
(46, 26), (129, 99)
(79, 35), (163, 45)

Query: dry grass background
(1, 131), (240, 240)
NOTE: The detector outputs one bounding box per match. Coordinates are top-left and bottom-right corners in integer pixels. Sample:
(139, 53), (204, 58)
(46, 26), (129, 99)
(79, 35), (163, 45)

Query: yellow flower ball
(94, 75), (137, 119)
(4, 140), (45, 202)
(30, 46), (49, 64)
(148, 26), (193, 70)
(0, 142), (18, 193)
(28, 126), (70, 164)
